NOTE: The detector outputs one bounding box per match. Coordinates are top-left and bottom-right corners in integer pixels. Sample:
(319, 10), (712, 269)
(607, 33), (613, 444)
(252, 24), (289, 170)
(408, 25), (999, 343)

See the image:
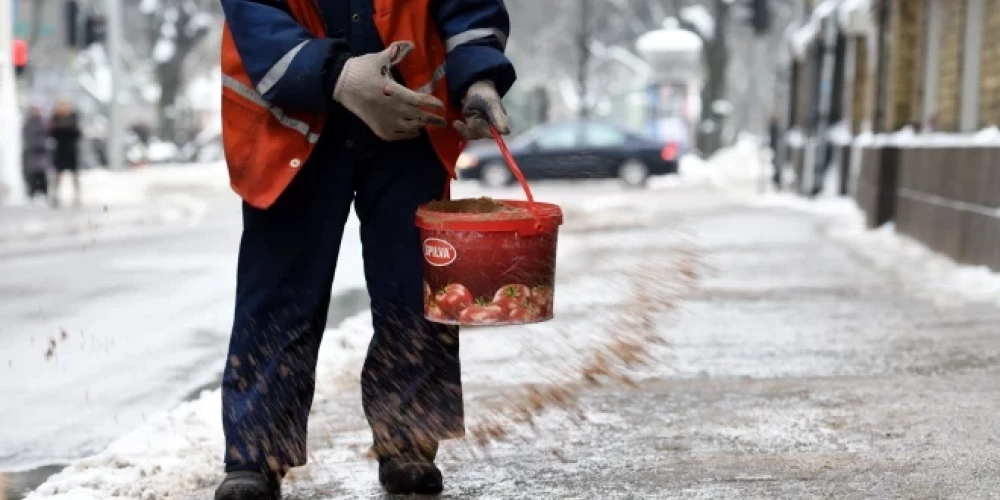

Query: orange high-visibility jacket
(220, 0), (512, 209)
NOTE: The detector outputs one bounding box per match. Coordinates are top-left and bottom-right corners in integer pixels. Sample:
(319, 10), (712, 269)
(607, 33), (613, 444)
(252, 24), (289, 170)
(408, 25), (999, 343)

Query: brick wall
(848, 1), (1000, 271)
(795, 58), (812, 129)
(854, 147), (881, 226)
(934, 0), (966, 131)
(909, 0), (928, 126)
(887, 0), (925, 130)
(894, 149), (1000, 270)
(852, 38), (869, 134)
(855, 146), (900, 228)
(980, 0), (1000, 127)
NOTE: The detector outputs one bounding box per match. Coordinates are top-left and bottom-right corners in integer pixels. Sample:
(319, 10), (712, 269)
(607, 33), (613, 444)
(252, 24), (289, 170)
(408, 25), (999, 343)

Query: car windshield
(582, 123), (628, 147)
(509, 126), (548, 149)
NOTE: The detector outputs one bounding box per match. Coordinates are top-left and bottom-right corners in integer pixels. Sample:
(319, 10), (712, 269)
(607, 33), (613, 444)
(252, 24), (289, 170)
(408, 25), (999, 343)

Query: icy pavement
(0, 180), (368, 475)
(19, 177), (1000, 499)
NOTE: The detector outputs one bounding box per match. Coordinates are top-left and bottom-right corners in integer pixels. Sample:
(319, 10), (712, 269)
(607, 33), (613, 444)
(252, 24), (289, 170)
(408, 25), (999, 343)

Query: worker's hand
(334, 41), (448, 141)
(454, 81), (510, 141)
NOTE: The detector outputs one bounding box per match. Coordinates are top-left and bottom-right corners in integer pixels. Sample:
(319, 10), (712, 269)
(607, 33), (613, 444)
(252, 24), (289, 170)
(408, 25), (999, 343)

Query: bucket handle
(449, 124), (544, 233)
(488, 125), (545, 234)
(489, 125), (536, 211)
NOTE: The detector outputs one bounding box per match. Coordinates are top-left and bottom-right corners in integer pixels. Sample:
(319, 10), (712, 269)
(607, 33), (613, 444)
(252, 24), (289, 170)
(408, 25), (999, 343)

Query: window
(582, 123), (627, 148)
(534, 124), (578, 150)
(510, 126), (546, 149)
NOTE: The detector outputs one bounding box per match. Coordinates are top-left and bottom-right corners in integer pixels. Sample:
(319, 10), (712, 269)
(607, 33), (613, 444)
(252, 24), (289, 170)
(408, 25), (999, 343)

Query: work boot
(378, 457), (444, 495)
(214, 471), (281, 500)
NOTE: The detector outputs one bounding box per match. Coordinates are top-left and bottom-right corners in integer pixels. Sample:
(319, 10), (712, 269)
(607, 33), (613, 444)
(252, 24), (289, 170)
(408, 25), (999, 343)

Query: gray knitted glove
(334, 41), (448, 141)
(454, 81), (510, 140)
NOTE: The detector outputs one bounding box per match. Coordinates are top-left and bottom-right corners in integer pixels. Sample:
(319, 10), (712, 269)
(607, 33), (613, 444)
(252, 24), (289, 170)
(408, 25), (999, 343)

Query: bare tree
(136, 0), (216, 142)
(676, 0), (731, 155)
(508, 0), (802, 150)
(577, 0), (593, 117)
(26, 0), (44, 46)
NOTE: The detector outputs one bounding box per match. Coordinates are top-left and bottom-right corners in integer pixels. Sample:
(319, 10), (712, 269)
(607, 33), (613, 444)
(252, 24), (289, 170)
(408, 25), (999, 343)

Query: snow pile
(749, 192), (859, 220)
(25, 313), (376, 500)
(750, 194), (1000, 309)
(790, 20), (820, 58)
(827, 120), (853, 146)
(636, 22), (703, 54)
(27, 395), (223, 500)
(680, 4), (714, 40)
(2, 163), (231, 242)
(675, 134), (765, 188)
(790, 0), (840, 58)
(785, 127), (806, 148)
(834, 222), (1000, 308)
(185, 67), (223, 112)
(711, 99), (734, 116)
(54, 163), (229, 208)
(854, 126), (1000, 147)
(839, 0), (872, 17)
(557, 191), (661, 231)
(838, 0), (874, 35)
(74, 46), (114, 105)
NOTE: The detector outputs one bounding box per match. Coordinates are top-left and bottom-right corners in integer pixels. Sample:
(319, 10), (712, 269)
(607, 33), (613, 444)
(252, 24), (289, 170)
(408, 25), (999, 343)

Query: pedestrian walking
(48, 101), (83, 208)
(22, 106), (50, 200)
(768, 114), (782, 191)
(214, 1), (514, 499)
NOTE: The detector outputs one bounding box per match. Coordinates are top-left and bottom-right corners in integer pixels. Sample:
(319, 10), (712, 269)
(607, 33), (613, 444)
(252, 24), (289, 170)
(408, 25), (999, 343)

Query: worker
(215, 0), (514, 499)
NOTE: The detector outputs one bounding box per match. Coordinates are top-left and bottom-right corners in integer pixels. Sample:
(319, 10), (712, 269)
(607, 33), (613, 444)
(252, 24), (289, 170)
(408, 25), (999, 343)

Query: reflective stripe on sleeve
(223, 75), (320, 144)
(255, 40), (310, 96)
(444, 28), (508, 53)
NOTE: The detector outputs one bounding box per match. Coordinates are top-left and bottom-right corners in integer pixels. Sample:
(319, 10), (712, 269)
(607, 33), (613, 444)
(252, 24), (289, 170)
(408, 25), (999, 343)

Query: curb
(0, 195), (209, 246)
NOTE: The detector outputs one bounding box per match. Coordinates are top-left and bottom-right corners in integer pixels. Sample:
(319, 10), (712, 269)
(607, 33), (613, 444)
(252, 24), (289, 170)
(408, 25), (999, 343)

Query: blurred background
(0, 0), (798, 179)
(5, 0), (1000, 498)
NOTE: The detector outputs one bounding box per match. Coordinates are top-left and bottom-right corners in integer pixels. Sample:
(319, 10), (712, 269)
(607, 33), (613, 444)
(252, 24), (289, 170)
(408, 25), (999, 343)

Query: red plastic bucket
(417, 128), (564, 327)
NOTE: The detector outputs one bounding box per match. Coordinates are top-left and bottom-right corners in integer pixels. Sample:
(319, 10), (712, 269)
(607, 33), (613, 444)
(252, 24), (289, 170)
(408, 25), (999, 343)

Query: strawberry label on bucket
(419, 227), (558, 327)
(416, 127), (563, 328)
(416, 199), (562, 327)
(424, 238), (458, 267)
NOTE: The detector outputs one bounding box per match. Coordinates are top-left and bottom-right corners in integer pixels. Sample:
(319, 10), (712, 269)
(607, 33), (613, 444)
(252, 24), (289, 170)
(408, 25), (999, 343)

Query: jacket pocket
(221, 91), (266, 190)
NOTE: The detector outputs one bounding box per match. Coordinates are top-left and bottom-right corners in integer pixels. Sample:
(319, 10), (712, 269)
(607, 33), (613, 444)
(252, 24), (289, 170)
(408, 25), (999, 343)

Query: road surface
(11, 178), (1000, 499)
(0, 191), (369, 476)
(177, 182), (1000, 499)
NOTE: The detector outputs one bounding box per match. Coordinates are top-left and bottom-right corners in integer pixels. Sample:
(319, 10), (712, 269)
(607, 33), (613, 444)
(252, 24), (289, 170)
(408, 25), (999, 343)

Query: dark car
(457, 121), (679, 188)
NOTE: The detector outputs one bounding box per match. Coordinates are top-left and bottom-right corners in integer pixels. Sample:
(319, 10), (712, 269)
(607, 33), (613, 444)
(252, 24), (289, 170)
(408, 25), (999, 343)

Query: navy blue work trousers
(221, 134), (463, 475)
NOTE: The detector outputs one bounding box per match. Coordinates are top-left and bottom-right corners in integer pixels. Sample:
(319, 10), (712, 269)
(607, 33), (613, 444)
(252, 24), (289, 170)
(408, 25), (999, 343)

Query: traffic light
(750, 0), (771, 35)
(66, 0), (80, 47)
(13, 39), (28, 78)
(66, 1), (108, 48)
(84, 14), (108, 46)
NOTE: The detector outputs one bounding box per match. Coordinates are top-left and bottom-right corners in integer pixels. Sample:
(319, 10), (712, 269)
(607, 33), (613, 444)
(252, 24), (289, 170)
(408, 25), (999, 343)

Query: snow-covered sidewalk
(0, 163), (231, 246)
(24, 178), (704, 499)
(23, 152), (1000, 499)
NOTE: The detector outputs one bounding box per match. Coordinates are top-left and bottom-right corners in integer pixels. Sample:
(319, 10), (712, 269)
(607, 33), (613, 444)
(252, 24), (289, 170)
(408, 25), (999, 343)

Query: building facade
(785, 0), (1000, 271)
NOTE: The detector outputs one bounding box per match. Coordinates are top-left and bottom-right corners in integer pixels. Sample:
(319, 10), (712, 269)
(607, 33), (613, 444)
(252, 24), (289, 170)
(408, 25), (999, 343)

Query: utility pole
(747, 0), (771, 193)
(754, 35), (768, 194)
(0, 0), (25, 203)
(872, 0), (890, 134)
(106, 0), (124, 170)
(812, 2), (841, 196)
(577, 0), (591, 118)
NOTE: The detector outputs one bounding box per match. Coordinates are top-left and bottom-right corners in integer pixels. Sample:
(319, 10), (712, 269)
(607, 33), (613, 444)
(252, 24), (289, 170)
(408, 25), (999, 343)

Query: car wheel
(480, 162), (512, 188)
(618, 159), (649, 188)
